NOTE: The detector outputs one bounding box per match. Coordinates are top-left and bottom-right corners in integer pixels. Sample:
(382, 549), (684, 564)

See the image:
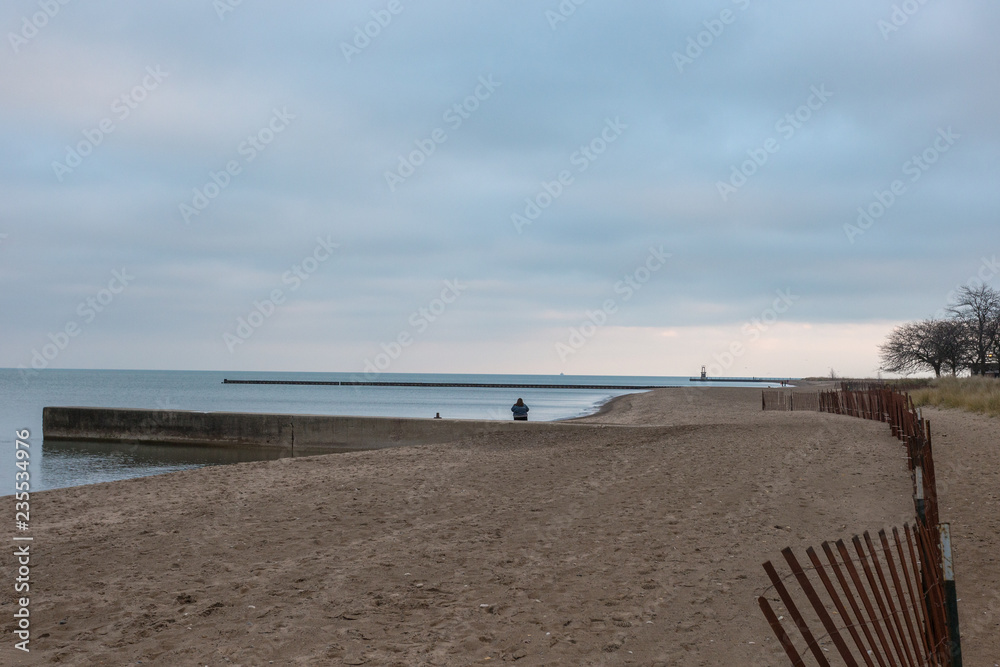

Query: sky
(2, 0), (998, 379)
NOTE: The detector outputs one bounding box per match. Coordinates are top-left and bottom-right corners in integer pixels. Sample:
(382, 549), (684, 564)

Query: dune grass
(886, 378), (935, 390)
(911, 376), (1000, 418)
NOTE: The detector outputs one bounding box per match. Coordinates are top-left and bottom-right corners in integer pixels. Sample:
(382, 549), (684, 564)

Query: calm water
(0, 369), (781, 492)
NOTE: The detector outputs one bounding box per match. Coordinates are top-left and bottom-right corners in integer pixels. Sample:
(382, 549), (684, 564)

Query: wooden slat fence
(763, 390), (821, 411)
(758, 383), (962, 666)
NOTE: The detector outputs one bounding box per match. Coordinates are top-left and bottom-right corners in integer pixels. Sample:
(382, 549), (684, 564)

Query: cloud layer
(2, 0), (998, 377)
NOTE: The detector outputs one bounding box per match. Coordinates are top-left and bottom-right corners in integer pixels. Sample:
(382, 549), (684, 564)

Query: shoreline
(559, 390), (644, 422)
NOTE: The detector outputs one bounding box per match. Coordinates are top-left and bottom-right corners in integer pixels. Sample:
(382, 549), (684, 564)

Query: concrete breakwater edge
(42, 407), (626, 453)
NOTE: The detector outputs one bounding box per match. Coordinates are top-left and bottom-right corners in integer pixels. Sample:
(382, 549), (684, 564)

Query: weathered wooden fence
(762, 390), (820, 411)
(758, 383), (962, 666)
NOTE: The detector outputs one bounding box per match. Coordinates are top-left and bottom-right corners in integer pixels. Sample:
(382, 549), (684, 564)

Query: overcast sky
(2, 1), (997, 378)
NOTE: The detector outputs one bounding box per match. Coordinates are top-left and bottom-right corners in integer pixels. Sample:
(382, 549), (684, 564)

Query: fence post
(940, 523), (963, 666)
(914, 466), (925, 525)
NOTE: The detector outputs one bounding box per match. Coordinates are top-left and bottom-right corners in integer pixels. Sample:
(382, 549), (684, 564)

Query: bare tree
(933, 318), (970, 375)
(879, 319), (968, 377)
(947, 285), (1000, 375)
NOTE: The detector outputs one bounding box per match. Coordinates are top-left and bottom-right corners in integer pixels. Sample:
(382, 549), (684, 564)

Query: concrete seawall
(42, 407), (619, 454)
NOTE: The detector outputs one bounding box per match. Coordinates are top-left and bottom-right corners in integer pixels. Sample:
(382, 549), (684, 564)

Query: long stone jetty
(42, 407), (626, 454)
(221, 379), (664, 389)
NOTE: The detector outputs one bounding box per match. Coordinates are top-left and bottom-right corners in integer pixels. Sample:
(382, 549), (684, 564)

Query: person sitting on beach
(511, 398), (529, 421)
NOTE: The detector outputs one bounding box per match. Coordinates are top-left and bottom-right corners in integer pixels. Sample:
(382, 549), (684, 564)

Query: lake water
(0, 369), (781, 492)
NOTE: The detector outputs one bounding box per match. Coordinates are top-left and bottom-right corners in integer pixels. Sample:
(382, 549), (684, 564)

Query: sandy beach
(3, 386), (997, 665)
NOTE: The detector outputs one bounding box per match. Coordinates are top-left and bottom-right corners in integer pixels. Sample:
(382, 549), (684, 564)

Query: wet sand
(2, 386), (996, 665)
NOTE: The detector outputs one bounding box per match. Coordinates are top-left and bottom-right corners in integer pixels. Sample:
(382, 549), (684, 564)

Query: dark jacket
(511, 404), (529, 417)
